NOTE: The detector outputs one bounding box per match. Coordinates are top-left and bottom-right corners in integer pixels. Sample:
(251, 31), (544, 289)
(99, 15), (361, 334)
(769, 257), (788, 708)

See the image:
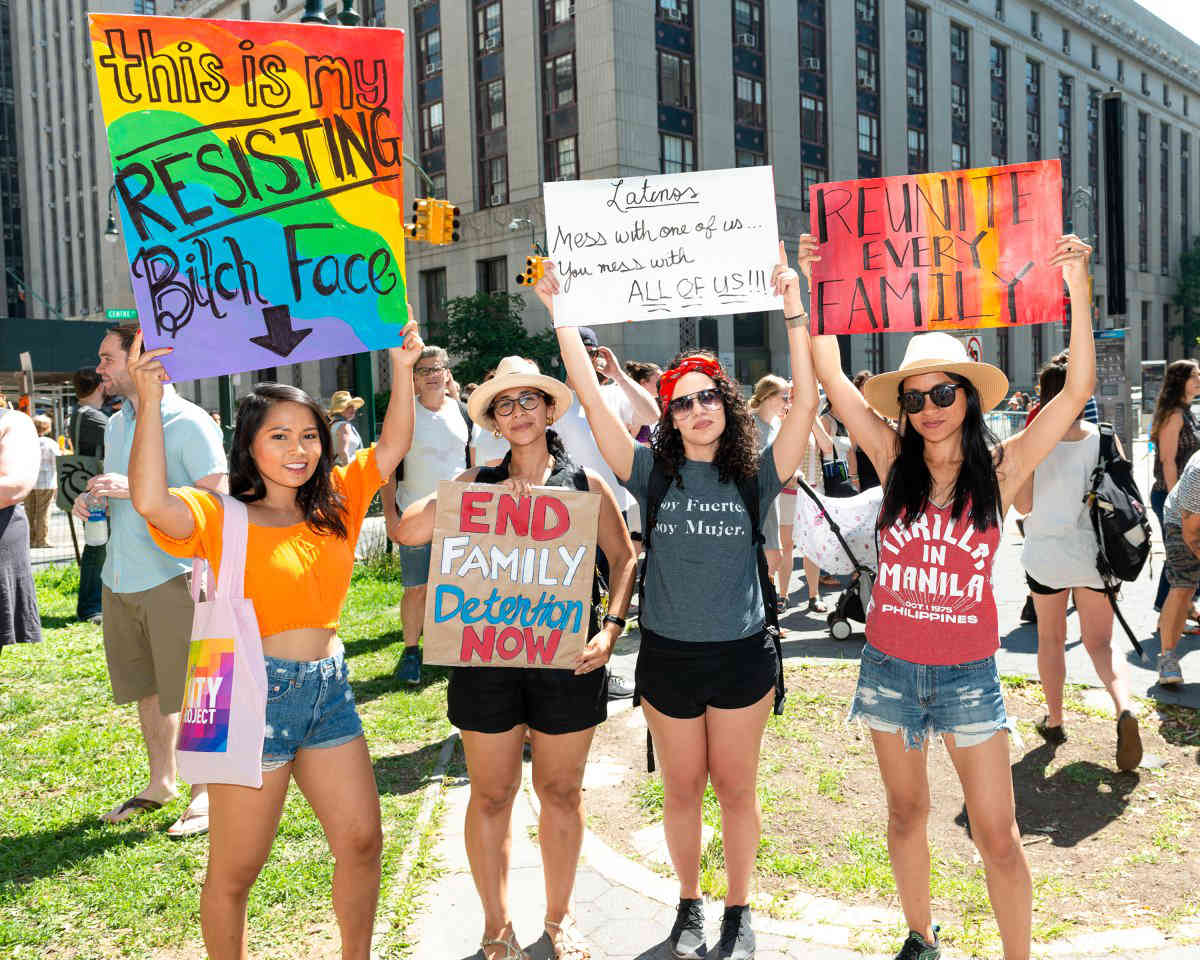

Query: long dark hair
(1151, 359), (1199, 443)
(1037, 360), (1068, 408)
(229, 383), (348, 539)
(878, 373), (1003, 532)
(651, 351), (758, 486)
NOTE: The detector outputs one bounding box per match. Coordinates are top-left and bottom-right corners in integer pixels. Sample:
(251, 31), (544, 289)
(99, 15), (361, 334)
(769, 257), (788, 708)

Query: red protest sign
(808, 159), (1063, 335)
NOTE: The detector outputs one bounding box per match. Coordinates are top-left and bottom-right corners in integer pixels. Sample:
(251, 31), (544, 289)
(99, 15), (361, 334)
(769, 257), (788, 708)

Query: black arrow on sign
(249, 305), (313, 358)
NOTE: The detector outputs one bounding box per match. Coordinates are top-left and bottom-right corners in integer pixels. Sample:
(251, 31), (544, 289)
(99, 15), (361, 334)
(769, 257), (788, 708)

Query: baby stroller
(792, 479), (878, 641)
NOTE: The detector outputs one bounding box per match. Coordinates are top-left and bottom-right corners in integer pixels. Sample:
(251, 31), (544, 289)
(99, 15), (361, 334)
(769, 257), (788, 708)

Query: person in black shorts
(396, 356), (636, 960)
(534, 242), (819, 960)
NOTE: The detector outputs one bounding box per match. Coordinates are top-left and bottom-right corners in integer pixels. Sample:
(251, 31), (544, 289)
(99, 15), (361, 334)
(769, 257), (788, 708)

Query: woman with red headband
(535, 242), (818, 960)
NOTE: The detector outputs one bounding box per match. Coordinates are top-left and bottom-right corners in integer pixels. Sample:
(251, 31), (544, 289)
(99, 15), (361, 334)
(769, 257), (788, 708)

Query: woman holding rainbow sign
(807, 233), (1096, 960)
(126, 321), (424, 960)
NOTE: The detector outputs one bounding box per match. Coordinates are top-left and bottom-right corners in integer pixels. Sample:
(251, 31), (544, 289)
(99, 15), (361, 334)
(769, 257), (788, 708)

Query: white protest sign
(544, 167), (783, 327)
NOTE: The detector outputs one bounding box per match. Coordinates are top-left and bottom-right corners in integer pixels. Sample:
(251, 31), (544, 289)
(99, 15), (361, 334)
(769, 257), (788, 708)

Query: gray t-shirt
(627, 443), (783, 642)
(1164, 449), (1200, 527)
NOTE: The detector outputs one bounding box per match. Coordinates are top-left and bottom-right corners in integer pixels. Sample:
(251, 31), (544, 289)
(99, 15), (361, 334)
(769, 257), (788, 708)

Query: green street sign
(105, 308), (138, 319)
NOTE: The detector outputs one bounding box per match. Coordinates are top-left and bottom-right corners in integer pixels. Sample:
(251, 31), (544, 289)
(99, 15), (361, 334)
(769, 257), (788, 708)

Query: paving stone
(582, 753), (628, 789)
(571, 867), (614, 904)
(631, 821), (714, 867)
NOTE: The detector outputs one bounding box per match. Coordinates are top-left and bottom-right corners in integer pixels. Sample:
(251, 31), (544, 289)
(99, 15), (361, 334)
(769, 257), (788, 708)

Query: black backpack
(1085, 423), (1151, 658)
(1085, 423), (1151, 583)
(637, 457), (786, 770)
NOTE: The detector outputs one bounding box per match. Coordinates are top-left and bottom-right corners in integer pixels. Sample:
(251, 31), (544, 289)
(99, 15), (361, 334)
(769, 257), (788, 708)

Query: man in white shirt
(382, 345), (470, 685)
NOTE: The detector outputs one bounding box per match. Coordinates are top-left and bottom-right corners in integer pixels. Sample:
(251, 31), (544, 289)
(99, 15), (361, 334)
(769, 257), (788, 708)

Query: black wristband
(603, 614), (626, 630)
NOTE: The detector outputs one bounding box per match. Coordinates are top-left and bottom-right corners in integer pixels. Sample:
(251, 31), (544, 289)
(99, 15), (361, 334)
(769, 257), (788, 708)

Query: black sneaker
(1035, 715), (1067, 746)
(669, 898), (705, 959)
(717, 904), (754, 959)
(895, 925), (940, 960)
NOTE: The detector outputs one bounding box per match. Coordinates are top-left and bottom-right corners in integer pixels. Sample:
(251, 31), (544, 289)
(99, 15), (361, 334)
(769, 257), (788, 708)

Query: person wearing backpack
(811, 235), (1096, 960)
(534, 242), (819, 960)
(1013, 360), (1141, 770)
(394, 357), (636, 960)
(1156, 448), (1200, 686)
(125, 324), (424, 960)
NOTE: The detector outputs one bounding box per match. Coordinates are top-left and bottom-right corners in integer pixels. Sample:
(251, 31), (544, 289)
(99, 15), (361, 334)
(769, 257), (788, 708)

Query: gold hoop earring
(493, 428), (502, 439)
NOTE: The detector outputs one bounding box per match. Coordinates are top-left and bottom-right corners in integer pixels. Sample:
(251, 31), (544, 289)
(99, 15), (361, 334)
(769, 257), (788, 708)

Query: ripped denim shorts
(261, 649), (363, 772)
(848, 642), (1008, 751)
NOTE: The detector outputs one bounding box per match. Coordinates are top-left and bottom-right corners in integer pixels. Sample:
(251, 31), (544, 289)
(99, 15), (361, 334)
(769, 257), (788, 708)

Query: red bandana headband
(658, 356), (725, 410)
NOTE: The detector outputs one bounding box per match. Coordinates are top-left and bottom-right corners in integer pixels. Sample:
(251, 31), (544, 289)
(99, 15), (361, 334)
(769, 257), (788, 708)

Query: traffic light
(411, 198), (432, 242)
(429, 200), (460, 245)
(516, 255), (547, 286)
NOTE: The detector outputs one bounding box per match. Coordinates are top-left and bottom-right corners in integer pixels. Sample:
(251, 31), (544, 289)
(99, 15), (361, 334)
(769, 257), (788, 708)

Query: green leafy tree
(1173, 236), (1200, 357)
(440, 292), (562, 386)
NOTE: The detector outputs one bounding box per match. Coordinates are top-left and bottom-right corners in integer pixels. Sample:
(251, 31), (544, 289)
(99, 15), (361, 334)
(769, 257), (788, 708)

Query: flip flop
(102, 796), (164, 824)
(167, 809), (210, 839)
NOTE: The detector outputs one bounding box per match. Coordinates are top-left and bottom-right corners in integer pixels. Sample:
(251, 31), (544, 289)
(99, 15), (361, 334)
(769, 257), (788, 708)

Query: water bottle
(84, 493), (108, 547)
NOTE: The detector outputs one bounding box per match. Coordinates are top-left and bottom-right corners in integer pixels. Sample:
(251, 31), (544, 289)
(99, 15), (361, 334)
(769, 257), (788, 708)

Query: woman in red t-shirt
(809, 236), (1096, 960)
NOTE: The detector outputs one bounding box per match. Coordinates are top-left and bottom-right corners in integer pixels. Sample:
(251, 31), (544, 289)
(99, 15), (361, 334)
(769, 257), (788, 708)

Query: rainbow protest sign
(88, 14), (408, 381)
(807, 159), (1063, 334)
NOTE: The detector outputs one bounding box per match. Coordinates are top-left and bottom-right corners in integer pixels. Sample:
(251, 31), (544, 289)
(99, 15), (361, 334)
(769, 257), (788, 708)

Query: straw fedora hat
(862, 332), (1009, 418)
(328, 390), (365, 416)
(467, 356), (573, 431)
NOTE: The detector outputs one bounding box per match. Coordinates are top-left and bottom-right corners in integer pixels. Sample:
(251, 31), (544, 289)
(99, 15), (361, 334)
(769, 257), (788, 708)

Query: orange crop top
(148, 447), (384, 638)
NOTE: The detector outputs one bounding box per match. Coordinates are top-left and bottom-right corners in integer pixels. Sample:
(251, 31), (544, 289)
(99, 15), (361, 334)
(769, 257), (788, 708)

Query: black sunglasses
(491, 391), (545, 418)
(899, 382), (963, 414)
(667, 387), (723, 418)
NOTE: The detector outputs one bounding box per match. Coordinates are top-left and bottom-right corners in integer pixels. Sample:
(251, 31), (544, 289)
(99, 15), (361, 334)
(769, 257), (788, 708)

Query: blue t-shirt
(102, 386), (227, 594)
(626, 443), (783, 643)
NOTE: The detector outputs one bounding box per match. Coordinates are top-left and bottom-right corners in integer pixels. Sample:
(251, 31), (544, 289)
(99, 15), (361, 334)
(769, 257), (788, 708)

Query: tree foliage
(439, 292), (562, 386)
(1173, 236), (1200, 357)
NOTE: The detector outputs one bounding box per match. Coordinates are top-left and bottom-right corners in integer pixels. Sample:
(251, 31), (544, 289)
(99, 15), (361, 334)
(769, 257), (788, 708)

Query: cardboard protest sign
(423, 481), (600, 669)
(88, 15), (409, 381)
(544, 167), (782, 326)
(55, 455), (103, 513)
(808, 159), (1063, 334)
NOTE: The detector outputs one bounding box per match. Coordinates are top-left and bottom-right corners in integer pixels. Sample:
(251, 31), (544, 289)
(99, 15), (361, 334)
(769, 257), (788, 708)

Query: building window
(547, 136), (578, 181)
(1091, 43), (1099, 70)
(854, 0), (876, 22)
(1026, 59), (1042, 160)
(543, 0), (573, 25)
(659, 51), (694, 109)
(798, 0), (828, 209)
(544, 53), (576, 110)
(734, 0), (762, 47)
(907, 128), (927, 173)
(420, 268), (448, 344)
(657, 0), (692, 24)
(1182, 133), (1191, 253)
(1138, 111), (1148, 272)
(994, 0), (1004, 20)
(736, 149), (766, 167)
(1142, 301), (1151, 360)
(479, 79), (505, 131)
(1117, 59), (1124, 83)
(734, 74), (765, 128)
(660, 133), (696, 173)
(1141, 72), (1149, 96)
(801, 95), (825, 143)
(419, 102), (444, 152)
(1164, 83), (1171, 108)
(950, 26), (968, 64)
(1088, 87), (1101, 258)
(857, 113), (879, 156)
(1030, 10), (1040, 39)
(418, 29), (442, 76)
(856, 46), (878, 91)
(429, 171), (447, 200)
(950, 143), (968, 170)
(477, 257), (508, 295)
(482, 155), (508, 208)
(990, 42), (1008, 165)
(801, 165), (823, 209)
(1161, 122), (1171, 277)
(1058, 74), (1072, 231)
(1164, 302), (1173, 356)
(475, 2), (502, 54)
(1061, 27), (1070, 55)
(906, 64), (926, 107)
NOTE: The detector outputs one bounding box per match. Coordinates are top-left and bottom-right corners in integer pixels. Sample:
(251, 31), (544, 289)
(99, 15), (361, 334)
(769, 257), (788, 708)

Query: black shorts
(635, 628), (778, 719)
(1025, 574), (1112, 597)
(447, 664), (607, 735)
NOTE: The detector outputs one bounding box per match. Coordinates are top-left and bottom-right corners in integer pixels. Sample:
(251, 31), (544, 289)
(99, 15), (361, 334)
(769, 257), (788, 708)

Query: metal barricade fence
(985, 410), (1028, 441)
(29, 503), (79, 568)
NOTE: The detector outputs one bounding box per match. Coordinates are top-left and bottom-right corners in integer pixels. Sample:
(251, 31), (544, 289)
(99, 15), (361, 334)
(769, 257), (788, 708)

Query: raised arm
(768, 241), (819, 484)
(799, 234), (898, 480)
(998, 237), (1097, 505)
(534, 265), (638, 483)
(126, 333), (195, 540)
(593, 345), (660, 430)
(373, 318), (424, 479)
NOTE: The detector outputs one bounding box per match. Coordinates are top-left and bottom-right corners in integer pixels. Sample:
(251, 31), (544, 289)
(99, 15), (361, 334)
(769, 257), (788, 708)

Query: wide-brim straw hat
(467, 356), (573, 431)
(328, 390), (365, 416)
(862, 332), (1009, 418)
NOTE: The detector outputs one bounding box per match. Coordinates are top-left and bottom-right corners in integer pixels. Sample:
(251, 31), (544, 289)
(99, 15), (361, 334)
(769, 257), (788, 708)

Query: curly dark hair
(229, 383), (348, 539)
(650, 350), (759, 487)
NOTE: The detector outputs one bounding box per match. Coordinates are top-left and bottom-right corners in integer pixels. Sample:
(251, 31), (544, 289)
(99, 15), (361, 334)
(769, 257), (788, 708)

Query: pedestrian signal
(516, 256), (547, 286)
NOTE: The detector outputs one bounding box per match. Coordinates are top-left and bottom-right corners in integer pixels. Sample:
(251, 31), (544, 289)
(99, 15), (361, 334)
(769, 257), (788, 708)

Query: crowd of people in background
(1, 231), (1199, 960)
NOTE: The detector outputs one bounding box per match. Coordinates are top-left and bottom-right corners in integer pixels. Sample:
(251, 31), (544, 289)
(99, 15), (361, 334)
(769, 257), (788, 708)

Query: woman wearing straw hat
(328, 391), (365, 466)
(395, 356), (636, 960)
(808, 234), (1097, 960)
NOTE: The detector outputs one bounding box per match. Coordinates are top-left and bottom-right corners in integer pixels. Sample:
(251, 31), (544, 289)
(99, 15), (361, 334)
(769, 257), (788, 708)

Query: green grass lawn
(0, 558), (452, 959)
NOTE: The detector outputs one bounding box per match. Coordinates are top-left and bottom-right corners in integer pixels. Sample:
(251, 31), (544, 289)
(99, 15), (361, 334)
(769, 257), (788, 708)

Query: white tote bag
(176, 495), (268, 788)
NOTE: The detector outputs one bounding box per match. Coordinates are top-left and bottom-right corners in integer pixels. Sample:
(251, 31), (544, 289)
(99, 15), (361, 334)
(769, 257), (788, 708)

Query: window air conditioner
(992, 66), (1004, 78)
(485, 36), (499, 50)
(907, 29), (924, 43)
(664, 8), (682, 21)
(737, 33), (757, 48)
(490, 192), (505, 206)
(803, 57), (822, 71)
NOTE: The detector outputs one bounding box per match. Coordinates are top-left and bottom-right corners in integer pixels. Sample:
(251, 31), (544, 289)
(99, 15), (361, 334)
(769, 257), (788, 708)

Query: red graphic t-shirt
(866, 500), (1002, 666)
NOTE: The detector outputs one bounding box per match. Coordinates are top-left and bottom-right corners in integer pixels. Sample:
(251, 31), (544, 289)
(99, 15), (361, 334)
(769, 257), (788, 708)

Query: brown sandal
(480, 928), (527, 960)
(544, 916), (591, 960)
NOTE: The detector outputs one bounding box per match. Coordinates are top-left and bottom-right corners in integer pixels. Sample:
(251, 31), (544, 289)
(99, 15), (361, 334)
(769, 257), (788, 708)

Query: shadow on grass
(0, 815), (159, 888)
(343, 627), (407, 661)
(350, 658), (451, 708)
(38, 614), (85, 631)
(373, 739), (454, 797)
(1155, 703), (1200, 766)
(953, 742), (1138, 848)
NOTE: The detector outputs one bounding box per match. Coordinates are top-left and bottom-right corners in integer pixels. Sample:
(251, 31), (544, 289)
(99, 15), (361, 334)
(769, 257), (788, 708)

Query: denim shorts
(261, 649), (364, 771)
(397, 542), (432, 587)
(848, 642), (1008, 751)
